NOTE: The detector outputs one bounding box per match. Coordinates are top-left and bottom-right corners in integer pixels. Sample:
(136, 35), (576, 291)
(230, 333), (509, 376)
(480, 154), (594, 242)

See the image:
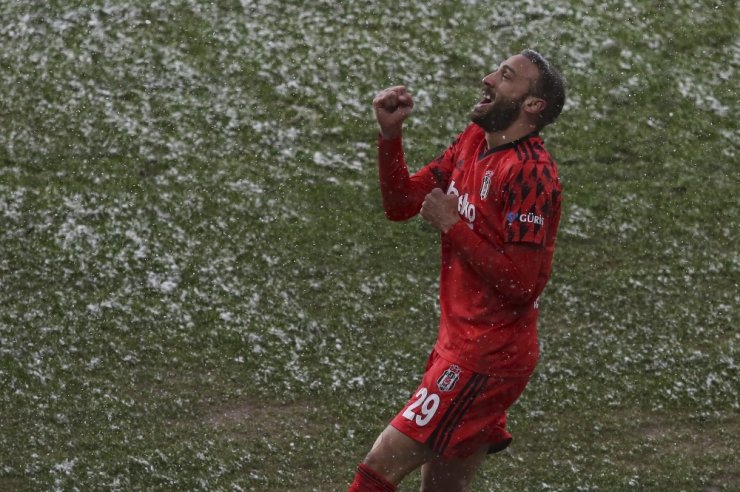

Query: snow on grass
(0, 0), (737, 489)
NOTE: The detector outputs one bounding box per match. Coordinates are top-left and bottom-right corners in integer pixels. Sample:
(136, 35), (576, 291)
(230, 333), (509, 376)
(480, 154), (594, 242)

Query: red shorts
(390, 350), (531, 459)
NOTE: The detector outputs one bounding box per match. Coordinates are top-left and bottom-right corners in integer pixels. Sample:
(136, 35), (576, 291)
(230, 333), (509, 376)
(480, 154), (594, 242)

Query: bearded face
(470, 89), (526, 133)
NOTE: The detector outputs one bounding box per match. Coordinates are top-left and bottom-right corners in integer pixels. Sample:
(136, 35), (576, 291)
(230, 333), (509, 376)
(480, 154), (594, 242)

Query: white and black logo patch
(480, 170), (493, 200)
(436, 365), (462, 392)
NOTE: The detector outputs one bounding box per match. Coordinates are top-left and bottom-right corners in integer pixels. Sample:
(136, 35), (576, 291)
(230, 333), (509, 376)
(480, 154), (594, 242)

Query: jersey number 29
(402, 387), (440, 426)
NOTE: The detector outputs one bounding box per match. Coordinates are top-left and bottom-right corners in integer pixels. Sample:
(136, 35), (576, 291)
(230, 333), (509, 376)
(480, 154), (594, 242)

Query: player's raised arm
(373, 86), (462, 222)
(372, 86), (414, 140)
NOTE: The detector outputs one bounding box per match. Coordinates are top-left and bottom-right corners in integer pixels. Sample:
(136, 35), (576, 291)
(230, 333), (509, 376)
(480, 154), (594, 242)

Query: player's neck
(485, 122), (537, 149)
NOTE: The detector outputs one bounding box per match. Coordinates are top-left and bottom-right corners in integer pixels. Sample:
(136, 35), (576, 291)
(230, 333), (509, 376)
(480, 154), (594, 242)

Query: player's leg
(414, 372), (530, 491)
(365, 424), (437, 482)
(419, 444), (489, 492)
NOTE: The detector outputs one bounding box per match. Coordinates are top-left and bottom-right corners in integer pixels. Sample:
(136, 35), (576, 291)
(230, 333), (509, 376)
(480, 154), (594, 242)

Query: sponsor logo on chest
(447, 180), (476, 226)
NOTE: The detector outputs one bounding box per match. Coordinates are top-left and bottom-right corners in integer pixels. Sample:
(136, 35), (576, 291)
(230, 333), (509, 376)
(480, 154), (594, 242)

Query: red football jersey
(378, 124), (562, 376)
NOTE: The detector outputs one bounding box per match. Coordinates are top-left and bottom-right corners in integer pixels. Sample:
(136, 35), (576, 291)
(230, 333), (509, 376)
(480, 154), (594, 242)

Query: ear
(523, 96), (546, 116)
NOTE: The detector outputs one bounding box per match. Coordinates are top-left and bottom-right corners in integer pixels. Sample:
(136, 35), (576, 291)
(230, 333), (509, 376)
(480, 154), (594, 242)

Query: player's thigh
(419, 444), (489, 492)
(363, 424), (437, 485)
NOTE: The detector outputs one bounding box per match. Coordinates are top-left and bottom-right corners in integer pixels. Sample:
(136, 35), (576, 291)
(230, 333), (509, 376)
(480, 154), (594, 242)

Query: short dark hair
(521, 49), (566, 128)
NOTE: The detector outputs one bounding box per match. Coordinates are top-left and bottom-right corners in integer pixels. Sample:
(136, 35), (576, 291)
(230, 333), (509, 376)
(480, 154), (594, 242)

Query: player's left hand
(421, 188), (460, 233)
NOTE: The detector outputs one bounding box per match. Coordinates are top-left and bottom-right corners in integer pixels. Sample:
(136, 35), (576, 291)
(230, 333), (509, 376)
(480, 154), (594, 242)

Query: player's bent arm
(446, 221), (544, 304)
(378, 134), (438, 221)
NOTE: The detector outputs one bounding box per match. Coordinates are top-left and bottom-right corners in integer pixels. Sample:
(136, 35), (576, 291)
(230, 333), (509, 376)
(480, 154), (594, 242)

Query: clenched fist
(372, 86), (414, 139)
(421, 188), (460, 233)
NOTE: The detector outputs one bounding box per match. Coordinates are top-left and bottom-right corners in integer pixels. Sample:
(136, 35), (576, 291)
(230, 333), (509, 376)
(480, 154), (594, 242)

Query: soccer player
(348, 49), (567, 492)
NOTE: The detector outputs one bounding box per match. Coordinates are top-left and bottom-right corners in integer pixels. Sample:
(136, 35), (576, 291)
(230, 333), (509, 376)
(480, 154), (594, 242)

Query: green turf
(0, 0), (737, 490)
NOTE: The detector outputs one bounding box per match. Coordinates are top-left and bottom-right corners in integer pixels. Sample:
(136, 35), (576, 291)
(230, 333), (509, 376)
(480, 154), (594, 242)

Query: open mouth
(475, 91), (494, 110)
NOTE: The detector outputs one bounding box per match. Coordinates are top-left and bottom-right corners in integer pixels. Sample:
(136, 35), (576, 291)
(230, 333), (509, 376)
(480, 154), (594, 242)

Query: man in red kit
(348, 49), (566, 492)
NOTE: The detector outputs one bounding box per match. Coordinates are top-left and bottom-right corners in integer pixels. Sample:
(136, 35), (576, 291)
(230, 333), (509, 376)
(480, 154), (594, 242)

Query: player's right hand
(372, 86), (414, 139)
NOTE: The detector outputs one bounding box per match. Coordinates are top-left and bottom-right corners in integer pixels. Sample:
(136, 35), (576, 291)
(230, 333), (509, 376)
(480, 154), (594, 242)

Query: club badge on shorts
(437, 364), (462, 392)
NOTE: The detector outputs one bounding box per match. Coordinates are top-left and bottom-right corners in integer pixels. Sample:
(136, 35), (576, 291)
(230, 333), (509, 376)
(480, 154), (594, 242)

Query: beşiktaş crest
(480, 170), (494, 200)
(437, 364), (462, 392)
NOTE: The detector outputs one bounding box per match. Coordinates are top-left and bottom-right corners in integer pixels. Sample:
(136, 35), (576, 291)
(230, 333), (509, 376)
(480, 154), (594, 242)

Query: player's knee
(360, 448), (383, 472)
(362, 432), (390, 469)
(361, 445), (423, 476)
(360, 444), (399, 483)
(361, 428), (436, 485)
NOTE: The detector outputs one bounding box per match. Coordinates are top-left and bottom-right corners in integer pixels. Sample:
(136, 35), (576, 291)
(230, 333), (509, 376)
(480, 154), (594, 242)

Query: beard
(471, 93), (525, 132)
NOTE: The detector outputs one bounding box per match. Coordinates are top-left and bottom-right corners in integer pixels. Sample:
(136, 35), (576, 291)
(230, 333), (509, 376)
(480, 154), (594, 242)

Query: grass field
(0, 0), (737, 490)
